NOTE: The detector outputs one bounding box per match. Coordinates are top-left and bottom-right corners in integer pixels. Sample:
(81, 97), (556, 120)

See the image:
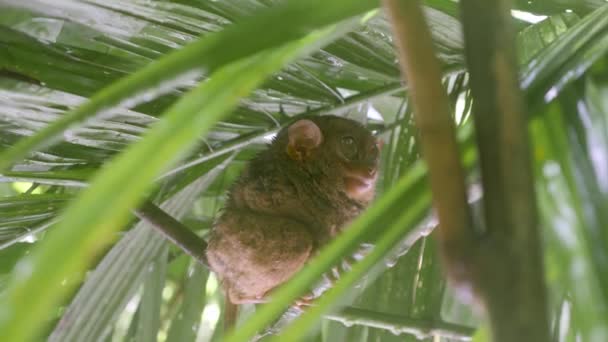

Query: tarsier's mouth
(345, 172), (376, 187)
(343, 166), (378, 198)
(344, 162), (378, 180)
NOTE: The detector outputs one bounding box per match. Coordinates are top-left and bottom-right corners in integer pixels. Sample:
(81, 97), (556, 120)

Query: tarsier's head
(283, 115), (382, 203)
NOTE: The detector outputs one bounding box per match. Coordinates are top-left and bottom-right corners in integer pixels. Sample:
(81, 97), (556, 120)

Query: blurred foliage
(1, 0), (608, 341)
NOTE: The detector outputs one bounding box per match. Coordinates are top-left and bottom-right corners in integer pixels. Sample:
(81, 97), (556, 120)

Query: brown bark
(384, 0), (550, 341)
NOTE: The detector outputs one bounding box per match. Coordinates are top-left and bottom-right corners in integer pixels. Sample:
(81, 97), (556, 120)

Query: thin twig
(133, 201), (208, 267)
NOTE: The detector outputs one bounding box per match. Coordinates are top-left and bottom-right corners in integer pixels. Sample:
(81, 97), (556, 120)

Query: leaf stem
(134, 201), (208, 266)
(325, 306), (475, 341)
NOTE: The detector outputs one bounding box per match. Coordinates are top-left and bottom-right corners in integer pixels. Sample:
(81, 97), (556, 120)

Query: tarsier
(206, 115), (381, 308)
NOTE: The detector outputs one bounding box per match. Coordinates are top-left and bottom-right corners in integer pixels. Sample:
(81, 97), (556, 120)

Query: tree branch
(134, 201), (208, 267)
(384, 1), (550, 340)
(459, 0), (550, 341)
(382, 0), (476, 294)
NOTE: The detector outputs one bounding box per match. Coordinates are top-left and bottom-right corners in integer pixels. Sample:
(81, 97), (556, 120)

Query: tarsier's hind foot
(207, 210), (314, 303)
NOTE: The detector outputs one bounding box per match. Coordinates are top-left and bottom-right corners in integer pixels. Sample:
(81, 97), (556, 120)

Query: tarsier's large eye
(340, 136), (358, 160)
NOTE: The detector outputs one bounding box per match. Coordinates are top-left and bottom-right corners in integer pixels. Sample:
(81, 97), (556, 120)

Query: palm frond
(1, 1), (608, 341)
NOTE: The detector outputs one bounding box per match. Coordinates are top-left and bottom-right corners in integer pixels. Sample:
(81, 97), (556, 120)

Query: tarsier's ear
(287, 119), (323, 161)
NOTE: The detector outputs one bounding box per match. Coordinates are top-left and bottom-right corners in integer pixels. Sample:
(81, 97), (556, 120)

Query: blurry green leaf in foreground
(0, 25), (341, 342)
(2, 1), (608, 342)
(49, 154), (233, 341)
(0, 0), (377, 171)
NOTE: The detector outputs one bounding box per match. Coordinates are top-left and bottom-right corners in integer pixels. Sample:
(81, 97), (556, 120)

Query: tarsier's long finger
(341, 256), (359, 271)
(294, 296), (316, 309)
(329, 266), (341, 283)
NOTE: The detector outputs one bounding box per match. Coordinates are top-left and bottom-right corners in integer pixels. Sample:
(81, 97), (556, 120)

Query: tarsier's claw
(294, 297), (315, 309)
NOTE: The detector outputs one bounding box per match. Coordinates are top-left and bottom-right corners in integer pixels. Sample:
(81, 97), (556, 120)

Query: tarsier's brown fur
(206, 115), (381, 305)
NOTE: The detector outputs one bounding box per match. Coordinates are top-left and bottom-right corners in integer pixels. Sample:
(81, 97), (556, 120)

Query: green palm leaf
(1, 1), (608, 341)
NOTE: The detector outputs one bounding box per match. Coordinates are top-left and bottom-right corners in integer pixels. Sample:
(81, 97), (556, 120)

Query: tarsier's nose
(367, 167), (377, 177)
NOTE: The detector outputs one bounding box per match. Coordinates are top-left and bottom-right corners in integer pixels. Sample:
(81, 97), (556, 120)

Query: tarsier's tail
(224, 300), (239, 333)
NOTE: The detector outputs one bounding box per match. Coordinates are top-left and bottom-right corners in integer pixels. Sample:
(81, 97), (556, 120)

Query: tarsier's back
(206, 115), (381, 304)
